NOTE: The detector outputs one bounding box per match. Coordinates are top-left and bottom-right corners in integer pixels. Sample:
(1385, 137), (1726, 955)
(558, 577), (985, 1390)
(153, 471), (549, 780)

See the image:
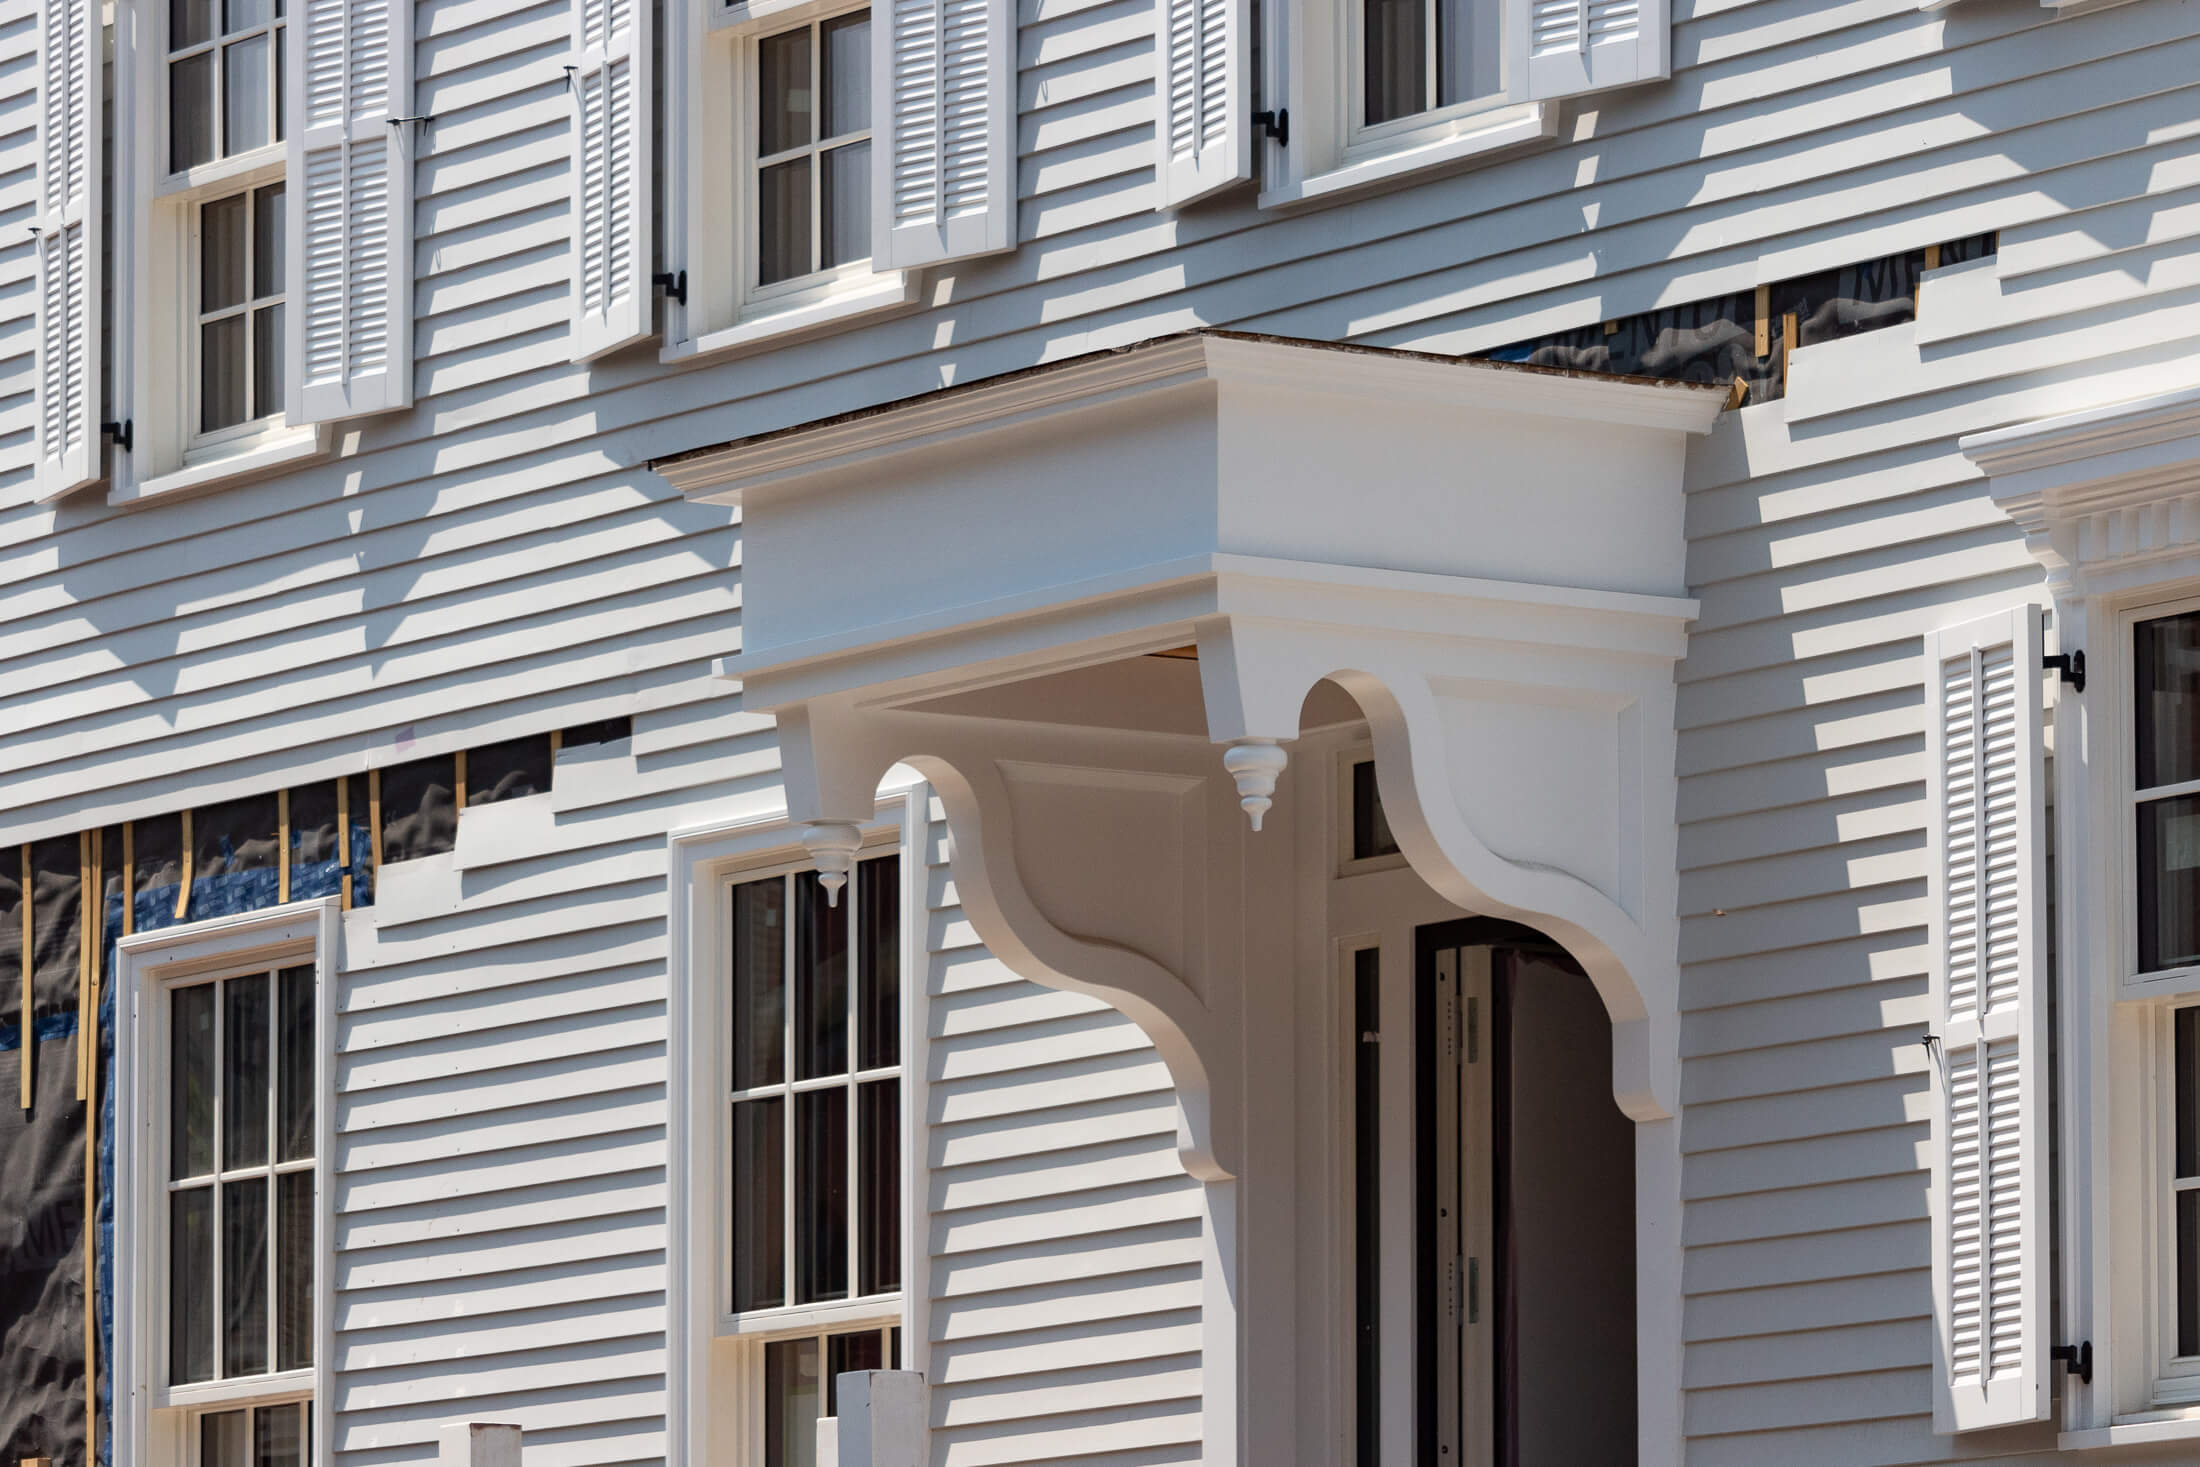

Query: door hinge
(2052, 1341), (2093, 1384)
(2044, 650), (2086, 693)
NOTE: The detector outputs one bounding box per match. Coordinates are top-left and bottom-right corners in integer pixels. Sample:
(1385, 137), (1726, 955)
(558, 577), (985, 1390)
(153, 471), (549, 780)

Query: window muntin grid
(2136, 609), (2200, 977)
(749, 13), (872, 292)
(193, 182), (287, 440)
(168, 0), (287, 174)
(167, 964), (315, 1386)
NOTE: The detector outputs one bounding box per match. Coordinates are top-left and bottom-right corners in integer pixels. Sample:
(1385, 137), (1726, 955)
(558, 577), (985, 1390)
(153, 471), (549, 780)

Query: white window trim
(661, 0), (918, 367)
(667, 779), (928, 1467)
(1256, 0), (1553, 212)
(113, 899), (340, 1467)
(108, 0), (331, 505)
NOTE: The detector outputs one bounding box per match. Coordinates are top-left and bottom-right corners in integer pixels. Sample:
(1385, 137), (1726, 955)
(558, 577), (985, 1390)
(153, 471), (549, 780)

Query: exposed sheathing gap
(466, 735), (553, 808)
(557, 716), (631, 750)
(376, 756), (456, 866)
(17, 845), (29, 1109)
(74, 834), (89, 1100)
(130, 816), (185, 934)
(28, 838), (80, 1075)
(188, 793), (281, 919)
(0, 1038), (90, 1467)
(82, 829), (99, 1467)
(119, 825), (131, 938)
(288, 779), (370, 909)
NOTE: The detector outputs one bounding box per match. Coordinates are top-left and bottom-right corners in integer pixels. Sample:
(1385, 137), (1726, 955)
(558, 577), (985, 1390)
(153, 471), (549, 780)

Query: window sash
(2129, 598), (2200, 984)
(1345, 0), (1505, 147)
(725, 855), (902, 1324)
(743, 13), (873, 301)
(166, 6), (286, 176)
(189, 184), (287, 449)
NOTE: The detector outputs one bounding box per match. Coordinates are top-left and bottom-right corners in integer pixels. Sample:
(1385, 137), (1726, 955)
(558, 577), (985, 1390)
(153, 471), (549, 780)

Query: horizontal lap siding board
(921, 807), (1203, 1467)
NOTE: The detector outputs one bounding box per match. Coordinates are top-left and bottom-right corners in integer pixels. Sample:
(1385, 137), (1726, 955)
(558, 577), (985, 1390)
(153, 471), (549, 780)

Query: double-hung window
(117, 904), (333, 1467)
(751, 14), (872, 297)
(725, 854), (904, 1463)
(1354, 0), (1500, 137)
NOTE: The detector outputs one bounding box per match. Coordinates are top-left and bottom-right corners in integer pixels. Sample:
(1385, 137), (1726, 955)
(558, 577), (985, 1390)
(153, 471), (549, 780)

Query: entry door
(1422, 937), (1495, 1467)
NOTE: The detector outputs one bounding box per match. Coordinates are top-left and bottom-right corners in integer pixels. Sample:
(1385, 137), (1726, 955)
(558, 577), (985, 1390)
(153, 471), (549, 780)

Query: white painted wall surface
(4, 0), (2199, 1461)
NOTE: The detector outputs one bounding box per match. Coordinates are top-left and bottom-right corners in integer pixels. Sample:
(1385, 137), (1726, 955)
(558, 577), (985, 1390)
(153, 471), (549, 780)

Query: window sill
(155, 1368), (315, 1411)
(109, 425), (329, 508)
(1257, 104), (1554, 212)
(663, 271), (919, 366)
(719, 1295), (902, 1338)
(2062, 1414), (2200, 1451)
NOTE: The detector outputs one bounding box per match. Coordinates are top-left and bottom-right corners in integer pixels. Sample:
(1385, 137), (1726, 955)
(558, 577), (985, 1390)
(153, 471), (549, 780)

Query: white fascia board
(1962, 380), (2200, 488)
(653, 332), (1728, 504)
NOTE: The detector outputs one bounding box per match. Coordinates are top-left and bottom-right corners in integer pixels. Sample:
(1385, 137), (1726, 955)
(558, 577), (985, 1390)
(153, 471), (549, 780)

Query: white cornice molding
(652, 331), (1728, 503)
(1962, 383), (2200, 588)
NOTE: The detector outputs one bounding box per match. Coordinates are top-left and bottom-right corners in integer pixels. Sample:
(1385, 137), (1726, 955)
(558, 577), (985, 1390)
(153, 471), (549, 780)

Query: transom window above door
(2137, 607), (2200, 978)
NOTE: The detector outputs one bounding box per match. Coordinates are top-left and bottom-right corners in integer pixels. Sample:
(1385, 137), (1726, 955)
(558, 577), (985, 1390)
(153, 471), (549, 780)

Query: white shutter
(32, 0), (101, 499)
(569, 0), (649, 360)
(871, 0), (1013, 270)
(1926, 606), (2050, 1435)
(1511, 0), (1669, 101)
(287, 0), (414, 424)
(1156, 0), (1247, 209)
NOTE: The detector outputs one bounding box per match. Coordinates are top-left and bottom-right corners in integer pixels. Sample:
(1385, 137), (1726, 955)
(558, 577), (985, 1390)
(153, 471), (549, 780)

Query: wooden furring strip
(455, 750), (468, 812)
(76, 831), (89, 1100)
(175, 809), (194, 921)
(338, 778), (351, 911)
(369, 769), (384, 881)
(1754, 284), (1771, 358)
(121, 821), (134, 937)
(19, 843), (31, 1110)
(278, 788), (292, 905)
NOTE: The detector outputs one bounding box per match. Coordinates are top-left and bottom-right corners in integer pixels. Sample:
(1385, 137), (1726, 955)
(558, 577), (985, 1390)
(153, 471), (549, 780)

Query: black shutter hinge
(102, 419), (131, 452)
(654, 270), (687, 305)
(2052, 1341), (2093, 1384)
(1253, 109), (1288, 146)
(2045, 649), (2086, 693)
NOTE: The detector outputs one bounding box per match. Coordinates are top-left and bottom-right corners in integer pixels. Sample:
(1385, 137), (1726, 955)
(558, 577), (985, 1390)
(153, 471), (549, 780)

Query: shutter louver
(1927, 607), (2050, 1435)
(1512, 0), (1669, 101)
(1156, 0), (1247, 209)
(569, 0), (649, 360)
(32, 0), (101, 499)
(872, 0), (1013, 270)
(287, 0), (413, 424)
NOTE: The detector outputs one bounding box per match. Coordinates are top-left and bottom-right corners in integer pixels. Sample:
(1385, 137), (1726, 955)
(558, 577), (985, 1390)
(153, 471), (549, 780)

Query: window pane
(890, 1325), (901, 1369)
(795, 868), (847, 1080)
(1435, 0), (1499, 106)
(2181, 1008), (2200, 1180)
(2140, 794), (2200, 974)
(173, 983), (216, 1179)
(255, 182), (287, 298)
(820, 140), (870, 272)
(172, 0), (218, 48)
(826, 1329), (883, 1415)
(856, 855), (898, 1071)
(224, 33), (273, 155)
(1352, 760), (1399, 861)
(202, 316), (248, 432)
(820, 14), (869, 138)
(795, 1086), (848, 1302)
(171, 53), (217, 171)
(1362, 0), (1425, 126)
(276, 1170), (313, 1370)
(253, 306), (284, 424)
(225, 0), (271, 29)
(2138, 610), (2200, 790)
(224, 1176), (271, 1375)
(170, 1188), (214, 1383)
(764, 1335), (822, 1467)
(202, 192), (248, 311)
(759, 26), (812, 156)
(277, 963), (313, 1163)
(255, 1401), (305, 1467)
(758, 156), (812, 287)
(273, 26), (285, 142)
(857, 1078), (899, 1297)
(732, 877), (787, 1090)
(2182, 1189), (2200, 1358)
(201, 1410), (248, 1467)
(224, 973), (271, 1169)
(730, 1096), (785, 1311)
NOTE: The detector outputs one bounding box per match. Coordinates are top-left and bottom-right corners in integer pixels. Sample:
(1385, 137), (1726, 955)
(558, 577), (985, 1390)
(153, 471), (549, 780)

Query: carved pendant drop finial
(801, 820), (865, 905)
(1222, 740), (1288, 831)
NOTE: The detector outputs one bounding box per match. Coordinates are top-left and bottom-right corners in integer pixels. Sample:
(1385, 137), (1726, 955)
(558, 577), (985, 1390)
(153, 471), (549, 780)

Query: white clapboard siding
(1155, 0), (1246, 208)
(288, 0), (415, 422)
(922, 807), (1204, 1467)
(1512, 0), (1669, 101)
(567, 0), (649, 361)
(872, 0), (1014, 267)
(1923, 607), (2047, 1434)
(31, 0), (99, 498)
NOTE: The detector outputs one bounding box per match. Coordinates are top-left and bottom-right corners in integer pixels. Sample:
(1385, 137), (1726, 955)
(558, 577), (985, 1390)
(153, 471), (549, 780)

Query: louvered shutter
(1926, 606), (2050, 1434)
(569, 0), (649, 360)
(1511, 0), (1670, 101)
(32, 0), (101, 499)
(287, 0), (414, 424)
(1156, 0), (1247, 208)
(871, 0), (1014, 270)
